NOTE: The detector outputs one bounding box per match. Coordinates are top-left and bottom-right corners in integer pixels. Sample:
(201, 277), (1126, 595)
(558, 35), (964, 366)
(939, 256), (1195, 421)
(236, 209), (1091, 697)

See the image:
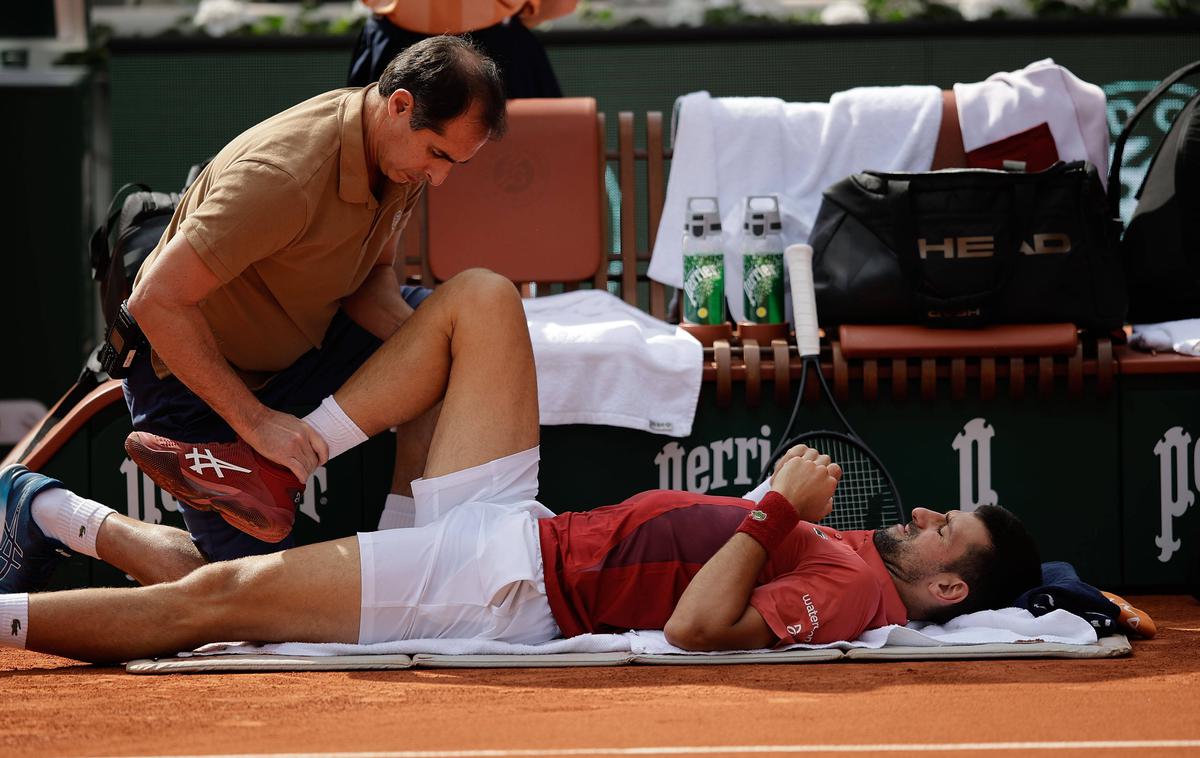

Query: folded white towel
(1130, 318), (1200, 357)
(648, 86), (942, 321)
(954, 58), (1109, 184)
(523, 290), (704, 437)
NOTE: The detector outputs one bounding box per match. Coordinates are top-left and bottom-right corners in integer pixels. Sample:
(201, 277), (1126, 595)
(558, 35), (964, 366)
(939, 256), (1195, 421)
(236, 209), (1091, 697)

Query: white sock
(302, 396), (369, 462)
(0, 595), (29, 649)
(30, 489), (114, 560)
(378, 494), (416, 530)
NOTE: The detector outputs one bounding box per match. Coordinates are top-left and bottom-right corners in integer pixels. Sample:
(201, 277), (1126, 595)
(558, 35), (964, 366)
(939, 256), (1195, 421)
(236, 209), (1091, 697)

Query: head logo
(918, 234), (1071, 260)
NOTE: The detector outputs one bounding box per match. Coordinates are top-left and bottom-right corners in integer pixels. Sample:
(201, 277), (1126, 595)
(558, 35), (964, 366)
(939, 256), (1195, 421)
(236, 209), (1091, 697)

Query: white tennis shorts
(356, 446), (561, 645)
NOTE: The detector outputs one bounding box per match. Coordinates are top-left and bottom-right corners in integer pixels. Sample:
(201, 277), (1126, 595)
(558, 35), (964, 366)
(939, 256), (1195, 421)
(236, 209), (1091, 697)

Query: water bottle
(681, 197), (725, 325)
(741, 195), (785, 324)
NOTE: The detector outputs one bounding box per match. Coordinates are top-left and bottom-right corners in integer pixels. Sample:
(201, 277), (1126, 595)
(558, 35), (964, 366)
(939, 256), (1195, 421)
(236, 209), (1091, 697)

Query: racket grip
(785, 244), (820, 358)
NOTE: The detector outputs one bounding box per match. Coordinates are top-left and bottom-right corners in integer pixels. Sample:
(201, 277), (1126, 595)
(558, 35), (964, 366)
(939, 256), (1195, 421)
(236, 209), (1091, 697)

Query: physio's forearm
(130, 294), (265, 435)
(341, 264), (413, 341)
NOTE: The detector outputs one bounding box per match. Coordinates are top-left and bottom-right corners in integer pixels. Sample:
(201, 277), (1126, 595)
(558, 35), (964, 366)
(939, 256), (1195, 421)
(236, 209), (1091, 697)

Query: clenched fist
(769, 444), (842, 523)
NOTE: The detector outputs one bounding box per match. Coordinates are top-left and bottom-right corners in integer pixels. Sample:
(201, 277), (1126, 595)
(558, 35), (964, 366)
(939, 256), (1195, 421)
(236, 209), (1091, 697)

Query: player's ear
(928, 573), (968, 605)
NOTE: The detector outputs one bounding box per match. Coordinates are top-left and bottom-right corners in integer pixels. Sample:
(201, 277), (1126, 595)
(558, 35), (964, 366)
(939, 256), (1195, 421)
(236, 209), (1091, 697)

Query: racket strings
(804, 435), (902, 532)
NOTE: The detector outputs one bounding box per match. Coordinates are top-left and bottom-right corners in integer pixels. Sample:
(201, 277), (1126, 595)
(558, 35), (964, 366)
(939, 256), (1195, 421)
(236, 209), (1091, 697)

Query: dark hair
(378, 35), (506, 139)
(925, 505), (1042, 624)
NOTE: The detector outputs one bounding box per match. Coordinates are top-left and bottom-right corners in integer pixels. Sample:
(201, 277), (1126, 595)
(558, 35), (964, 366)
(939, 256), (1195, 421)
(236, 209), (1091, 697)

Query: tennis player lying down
(0, 270), (1041, 664)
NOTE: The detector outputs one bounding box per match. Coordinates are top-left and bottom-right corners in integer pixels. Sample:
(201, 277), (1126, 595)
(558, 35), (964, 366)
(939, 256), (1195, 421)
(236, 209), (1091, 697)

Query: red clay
(1, 595), (1197, 757)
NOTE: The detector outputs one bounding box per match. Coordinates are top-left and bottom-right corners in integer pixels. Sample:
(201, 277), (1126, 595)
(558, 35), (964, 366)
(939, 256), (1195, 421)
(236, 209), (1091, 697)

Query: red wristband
(735, 491), (800, 553)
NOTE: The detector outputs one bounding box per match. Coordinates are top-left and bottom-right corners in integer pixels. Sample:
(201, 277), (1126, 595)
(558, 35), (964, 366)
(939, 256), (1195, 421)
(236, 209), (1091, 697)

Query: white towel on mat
(1130, 318), (1200, 357)
(187, 607), (1095, 658)
(648, 85), (943, 322)
(630, 607), (1097, 655)
(190, 633), (632, 658)
(522, 290), (703, 437)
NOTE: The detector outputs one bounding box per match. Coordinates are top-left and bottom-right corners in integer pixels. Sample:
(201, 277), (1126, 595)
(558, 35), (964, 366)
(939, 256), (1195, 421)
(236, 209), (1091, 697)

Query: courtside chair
(420, 97), (608, 294)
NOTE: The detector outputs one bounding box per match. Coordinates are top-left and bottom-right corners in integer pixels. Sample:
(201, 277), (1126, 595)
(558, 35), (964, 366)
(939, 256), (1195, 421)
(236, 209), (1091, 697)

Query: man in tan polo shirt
(119, 36), (508, 564)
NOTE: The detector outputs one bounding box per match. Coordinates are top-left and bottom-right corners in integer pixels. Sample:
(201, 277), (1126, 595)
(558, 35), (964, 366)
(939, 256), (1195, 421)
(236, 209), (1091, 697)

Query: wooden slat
(618, 111), (637, 306)
(594, 111), (608, 291)
(646, 111), (667, 320)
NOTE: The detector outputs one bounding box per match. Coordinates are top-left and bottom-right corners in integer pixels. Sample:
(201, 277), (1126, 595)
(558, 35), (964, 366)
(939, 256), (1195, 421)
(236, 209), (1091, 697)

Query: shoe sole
(125, 436), (290, 543)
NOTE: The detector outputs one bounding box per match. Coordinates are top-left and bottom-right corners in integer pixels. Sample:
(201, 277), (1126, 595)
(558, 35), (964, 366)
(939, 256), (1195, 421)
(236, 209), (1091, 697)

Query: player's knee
(171, 558), (256, 630)
(448, 268), (521, 312)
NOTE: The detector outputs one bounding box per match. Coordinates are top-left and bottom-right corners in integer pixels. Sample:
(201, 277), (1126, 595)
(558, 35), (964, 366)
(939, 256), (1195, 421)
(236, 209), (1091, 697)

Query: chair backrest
(424, 97), (606, 286)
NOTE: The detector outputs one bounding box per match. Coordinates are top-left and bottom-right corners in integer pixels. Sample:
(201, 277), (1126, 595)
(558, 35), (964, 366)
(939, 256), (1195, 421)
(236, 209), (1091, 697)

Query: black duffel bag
(809, 161), (1127, 330)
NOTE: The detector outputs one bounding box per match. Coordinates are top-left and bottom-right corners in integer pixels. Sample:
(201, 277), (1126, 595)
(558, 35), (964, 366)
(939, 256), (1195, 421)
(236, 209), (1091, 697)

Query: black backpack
(89, 159), (210, 330)
(1110, 60), (1200, 324)
(89, 184), (180, 330)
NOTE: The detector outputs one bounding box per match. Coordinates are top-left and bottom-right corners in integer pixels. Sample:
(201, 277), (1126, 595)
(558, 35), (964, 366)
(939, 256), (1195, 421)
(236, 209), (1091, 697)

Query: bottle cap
(743, 195), (783, 237)
(685, 196), (723, 237)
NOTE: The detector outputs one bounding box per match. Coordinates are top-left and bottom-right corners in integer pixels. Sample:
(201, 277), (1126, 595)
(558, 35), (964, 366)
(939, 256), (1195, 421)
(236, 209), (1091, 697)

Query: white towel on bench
(523, 290), (703, 437)
(648, 85), (943, 322)
(1130, 318), (1200, 357)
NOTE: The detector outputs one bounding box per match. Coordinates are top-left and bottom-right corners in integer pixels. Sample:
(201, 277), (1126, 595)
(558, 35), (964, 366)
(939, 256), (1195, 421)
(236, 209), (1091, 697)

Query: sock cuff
(304, 396), (368, 461)
(0, 594), (29, 649)
(31, 489), (113, 560)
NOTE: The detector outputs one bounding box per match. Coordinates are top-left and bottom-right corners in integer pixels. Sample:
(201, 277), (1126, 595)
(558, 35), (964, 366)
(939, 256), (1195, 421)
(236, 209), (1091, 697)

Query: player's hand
(773, 443), (820, 477)
(769, 447), (842, 522)
(242, 408), (328, 483)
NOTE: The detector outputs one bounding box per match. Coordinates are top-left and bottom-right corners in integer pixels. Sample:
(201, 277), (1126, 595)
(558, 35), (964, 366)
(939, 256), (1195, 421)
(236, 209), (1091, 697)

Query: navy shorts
(123, 286), (432, 561)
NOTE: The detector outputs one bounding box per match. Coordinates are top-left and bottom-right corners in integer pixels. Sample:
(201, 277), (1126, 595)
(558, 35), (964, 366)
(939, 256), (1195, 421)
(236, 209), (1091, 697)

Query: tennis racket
(760, 244), (906, 532)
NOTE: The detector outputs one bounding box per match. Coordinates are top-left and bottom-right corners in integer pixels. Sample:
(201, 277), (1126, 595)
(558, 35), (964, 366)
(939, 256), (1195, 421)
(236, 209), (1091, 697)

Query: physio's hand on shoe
(243, 409), (328, 483)
(769, 445), (841, 523)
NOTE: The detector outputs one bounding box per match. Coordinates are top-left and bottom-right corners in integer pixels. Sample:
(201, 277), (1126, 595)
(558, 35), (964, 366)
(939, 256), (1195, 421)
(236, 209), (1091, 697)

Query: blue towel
(1015, 561), (1120, 636)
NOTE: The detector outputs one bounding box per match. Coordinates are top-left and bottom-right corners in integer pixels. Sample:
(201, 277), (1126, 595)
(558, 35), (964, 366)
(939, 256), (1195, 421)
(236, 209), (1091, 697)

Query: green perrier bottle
(682, 197), (725, 325)
(741, 195), (785, 324)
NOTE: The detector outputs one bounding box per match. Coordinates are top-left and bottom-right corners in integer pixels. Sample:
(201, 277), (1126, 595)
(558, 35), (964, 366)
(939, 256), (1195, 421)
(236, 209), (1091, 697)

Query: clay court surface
(0, 595), (1196, 758)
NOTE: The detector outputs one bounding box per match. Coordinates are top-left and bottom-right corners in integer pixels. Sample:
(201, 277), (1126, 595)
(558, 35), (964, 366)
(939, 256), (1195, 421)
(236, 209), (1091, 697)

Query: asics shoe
(0, 464), (71, 593)
(124, 432), (304, 543)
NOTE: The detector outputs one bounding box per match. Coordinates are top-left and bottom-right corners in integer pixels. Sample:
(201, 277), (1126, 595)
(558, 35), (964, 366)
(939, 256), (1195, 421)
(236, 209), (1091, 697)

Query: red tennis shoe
(124, 432), (304, 543)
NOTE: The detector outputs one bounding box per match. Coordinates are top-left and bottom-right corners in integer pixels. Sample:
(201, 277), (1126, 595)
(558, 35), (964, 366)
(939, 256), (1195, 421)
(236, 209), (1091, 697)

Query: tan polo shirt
(136, 85), (423, 385)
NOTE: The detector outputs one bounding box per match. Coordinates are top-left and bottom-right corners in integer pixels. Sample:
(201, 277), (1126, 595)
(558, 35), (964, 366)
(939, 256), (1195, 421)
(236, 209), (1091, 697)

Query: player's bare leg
(335, 268), (539, 476)
(95, 514), (206, 585)
(390, 404), (440, 496)
(24, 536), (360, 663)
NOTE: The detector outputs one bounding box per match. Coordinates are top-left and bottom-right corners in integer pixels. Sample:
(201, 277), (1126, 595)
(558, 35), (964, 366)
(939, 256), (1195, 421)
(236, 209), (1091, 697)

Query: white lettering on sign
(1153, 427), (1196, 563)
(952, 418), (999, 512)
(654, 426), (772, 493)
